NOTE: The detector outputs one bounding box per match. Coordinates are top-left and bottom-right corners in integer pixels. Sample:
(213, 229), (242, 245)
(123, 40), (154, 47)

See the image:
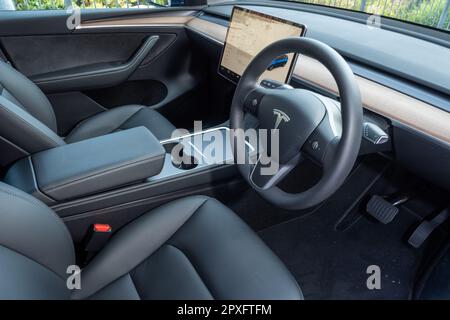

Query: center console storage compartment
(4, 127), (165, 203)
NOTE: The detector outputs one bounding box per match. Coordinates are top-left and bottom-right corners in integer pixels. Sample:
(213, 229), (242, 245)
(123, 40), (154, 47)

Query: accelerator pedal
(408, 208), (449, 248)
(366, 195), (400, 224)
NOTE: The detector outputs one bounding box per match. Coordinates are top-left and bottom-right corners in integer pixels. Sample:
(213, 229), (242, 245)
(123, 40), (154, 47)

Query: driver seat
(0, 182), (303, 300)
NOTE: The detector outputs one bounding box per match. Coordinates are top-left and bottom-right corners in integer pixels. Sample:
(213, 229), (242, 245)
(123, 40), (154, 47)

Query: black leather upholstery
(74, 196), (303, 300)
(0, 183), (303, 300)
(0, 183), (74, 299)
(65, 105), (175, 144)
(30, 127), (165, 201)
(0, 61), (175, 165)
(0, 61), (58, 131)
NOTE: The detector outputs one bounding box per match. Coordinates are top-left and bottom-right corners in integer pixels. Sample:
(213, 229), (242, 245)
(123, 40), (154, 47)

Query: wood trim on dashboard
(187, 17), (228, 42)
(78, 11), (196, 28)
(295, 57), (450, 143)
(186, 17), (450, 144)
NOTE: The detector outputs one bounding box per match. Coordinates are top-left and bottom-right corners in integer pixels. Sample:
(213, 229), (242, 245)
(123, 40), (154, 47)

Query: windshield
(3, 0), (449, 32)
(274, 0), (450, 31)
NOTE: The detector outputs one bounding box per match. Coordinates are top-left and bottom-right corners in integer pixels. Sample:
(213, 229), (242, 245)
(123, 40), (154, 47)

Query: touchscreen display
(219, 6), (306, 83)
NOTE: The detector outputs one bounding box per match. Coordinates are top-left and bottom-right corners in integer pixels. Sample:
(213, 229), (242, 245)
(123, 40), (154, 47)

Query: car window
(0, 0), (165, 10)
(275, 0), (450, 31)
(208, 0), (450, 31)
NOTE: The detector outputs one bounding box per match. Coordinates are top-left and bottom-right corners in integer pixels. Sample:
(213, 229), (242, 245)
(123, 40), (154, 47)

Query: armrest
(6, 127), (164, 202)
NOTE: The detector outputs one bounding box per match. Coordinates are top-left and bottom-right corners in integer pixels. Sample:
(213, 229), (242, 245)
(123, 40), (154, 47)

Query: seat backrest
(0, 182), (74, 299)
(0, 61), (65, 166)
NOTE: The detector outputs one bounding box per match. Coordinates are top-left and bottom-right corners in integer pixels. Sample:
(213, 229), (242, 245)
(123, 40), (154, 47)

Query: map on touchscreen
(219, 7), (306, 83)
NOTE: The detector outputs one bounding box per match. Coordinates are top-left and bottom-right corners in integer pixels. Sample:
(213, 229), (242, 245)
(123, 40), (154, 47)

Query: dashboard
(185, 8), (450, 146)
(75, 4), (450, 191)
(184, 5), (450, 192)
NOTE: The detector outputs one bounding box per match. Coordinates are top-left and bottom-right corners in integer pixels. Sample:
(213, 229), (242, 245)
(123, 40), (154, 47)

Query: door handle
(31, 35), (159, 92)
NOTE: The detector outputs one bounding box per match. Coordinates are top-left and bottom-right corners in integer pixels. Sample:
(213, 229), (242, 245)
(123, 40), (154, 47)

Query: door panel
(2, 33), (150, 77)
(0, 9), (209, 135)
(29, 35), (160, 92)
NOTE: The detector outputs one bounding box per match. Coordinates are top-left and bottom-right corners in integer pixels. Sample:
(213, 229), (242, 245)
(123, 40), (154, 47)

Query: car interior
(0, 0), (449, 300)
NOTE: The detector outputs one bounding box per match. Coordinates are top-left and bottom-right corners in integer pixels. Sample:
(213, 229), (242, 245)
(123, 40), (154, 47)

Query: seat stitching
(171, 199), (304, 300)
(0, 101), (63, 146)
(117, 106), (145, 129)
(0, 134), (29, 155)
(84, 197), (209, 299)
(64, 117), (92, 141)
(166, 243), (215, 299)
(126, 272), (142, 300)
(0, 185), (74, 253)
(42, 153), (161, 192)
(1, 63), (58, 129)
(0, 99), (61, 144)
(189, 197), (209, 220)
(122, 198), (208, 274)
(0, 243), (66, 281)
(65, 106), (143, 142)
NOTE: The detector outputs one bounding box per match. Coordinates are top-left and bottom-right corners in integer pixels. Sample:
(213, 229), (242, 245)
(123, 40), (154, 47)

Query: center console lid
(4, 127), (164, 203)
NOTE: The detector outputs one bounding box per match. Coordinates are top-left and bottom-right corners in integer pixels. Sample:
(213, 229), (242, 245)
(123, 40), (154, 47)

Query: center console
(155, 127), (254, 181)
(4, 126), (250, 241)
(4, 127), (165, 203)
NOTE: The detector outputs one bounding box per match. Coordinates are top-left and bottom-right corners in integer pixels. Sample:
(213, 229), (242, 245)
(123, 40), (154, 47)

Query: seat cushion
(0, 182), (74, 299)
(65, 105), (175, 143)
(72, 196), (303, 300)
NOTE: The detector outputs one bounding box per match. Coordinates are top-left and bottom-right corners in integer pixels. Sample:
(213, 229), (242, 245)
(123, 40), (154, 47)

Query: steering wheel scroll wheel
(230, 37), (363, 210)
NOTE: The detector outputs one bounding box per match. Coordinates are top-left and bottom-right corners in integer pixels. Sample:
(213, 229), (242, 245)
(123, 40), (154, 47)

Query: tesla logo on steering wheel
(273, 109), (290, 129)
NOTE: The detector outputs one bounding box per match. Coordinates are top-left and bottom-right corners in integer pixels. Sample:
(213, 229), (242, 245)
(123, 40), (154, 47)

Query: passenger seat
(0, 60), (175, 166)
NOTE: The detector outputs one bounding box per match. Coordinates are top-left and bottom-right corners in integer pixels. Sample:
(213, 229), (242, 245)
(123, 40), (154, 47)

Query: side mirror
(150, 0), (207, 6)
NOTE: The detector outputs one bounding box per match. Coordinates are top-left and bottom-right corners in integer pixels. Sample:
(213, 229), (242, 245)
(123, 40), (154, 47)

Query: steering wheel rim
(230, 37), (363, 210)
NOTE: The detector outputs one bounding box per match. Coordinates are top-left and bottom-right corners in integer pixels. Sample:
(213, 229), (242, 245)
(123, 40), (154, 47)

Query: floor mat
(215, 157), (324, 231)
(258, 157), (426, 299)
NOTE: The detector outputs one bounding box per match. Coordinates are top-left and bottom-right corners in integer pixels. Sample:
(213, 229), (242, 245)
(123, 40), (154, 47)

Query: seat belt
(81, 224), (112, 263)
(408, 208), (449, 248)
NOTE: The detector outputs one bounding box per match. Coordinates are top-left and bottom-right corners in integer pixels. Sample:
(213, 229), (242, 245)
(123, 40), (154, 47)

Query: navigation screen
(219, 7), (306, 84)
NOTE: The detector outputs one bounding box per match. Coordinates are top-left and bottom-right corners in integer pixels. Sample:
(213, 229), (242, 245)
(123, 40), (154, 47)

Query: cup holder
(164, 142), (199, 171)
(172, 156), (198, 170)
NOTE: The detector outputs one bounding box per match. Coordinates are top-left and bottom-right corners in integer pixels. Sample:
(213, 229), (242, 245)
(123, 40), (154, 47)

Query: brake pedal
(366, 195), (400, 224)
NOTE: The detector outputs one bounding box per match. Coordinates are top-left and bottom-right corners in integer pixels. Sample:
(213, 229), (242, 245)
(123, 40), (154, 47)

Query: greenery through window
(1, 0), (449, 31)
(5, 0), (165, 10)
(290, 0), (450, 30)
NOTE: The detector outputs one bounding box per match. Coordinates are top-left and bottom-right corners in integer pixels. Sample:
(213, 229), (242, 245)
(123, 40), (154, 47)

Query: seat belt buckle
(83, 224), (112, 253)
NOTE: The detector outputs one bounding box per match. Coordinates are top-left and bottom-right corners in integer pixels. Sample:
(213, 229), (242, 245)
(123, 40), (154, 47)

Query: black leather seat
(0, 182), (303, 300)
(0, 60), (175, 165)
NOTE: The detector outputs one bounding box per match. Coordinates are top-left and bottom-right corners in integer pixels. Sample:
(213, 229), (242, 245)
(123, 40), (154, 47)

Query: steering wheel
(230, 37), (363, 210)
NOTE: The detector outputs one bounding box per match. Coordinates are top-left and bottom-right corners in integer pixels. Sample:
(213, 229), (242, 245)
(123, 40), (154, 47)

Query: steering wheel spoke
(302, 113), (341, 167)
(249, 153), (302, 190)
(243, 85), (272, 116)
